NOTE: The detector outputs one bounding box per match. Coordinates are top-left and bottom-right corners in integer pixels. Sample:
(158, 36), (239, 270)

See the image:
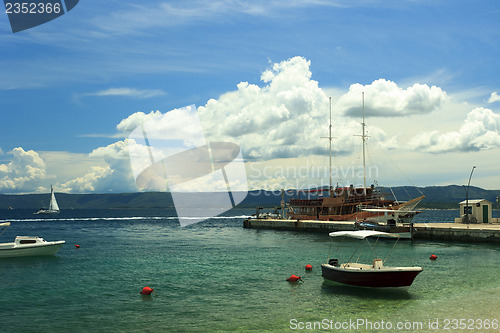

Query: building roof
(459, 199), (492, 205)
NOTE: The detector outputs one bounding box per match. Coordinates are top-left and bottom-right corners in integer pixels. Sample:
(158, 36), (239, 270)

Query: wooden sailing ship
(287, 185), (423, 222)
(286, 94), (424, 226)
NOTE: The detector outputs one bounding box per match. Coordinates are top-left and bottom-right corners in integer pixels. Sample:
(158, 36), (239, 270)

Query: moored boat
(355, 219), (413, 239)
(321, 230), (422, 289)
(0, 222), (65, 258)
(288, 186), (423, 223)
(287, 94), (424, 229)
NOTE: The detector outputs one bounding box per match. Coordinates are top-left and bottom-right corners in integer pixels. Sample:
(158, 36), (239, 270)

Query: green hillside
(0, 185), (498, 210)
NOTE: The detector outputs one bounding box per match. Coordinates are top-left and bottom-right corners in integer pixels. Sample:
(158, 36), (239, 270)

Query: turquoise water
(1, 209), (499, 332)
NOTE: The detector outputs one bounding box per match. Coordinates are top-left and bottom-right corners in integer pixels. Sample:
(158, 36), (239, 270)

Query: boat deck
(0, 242), (16, 249)
(340, 263), (372, 270)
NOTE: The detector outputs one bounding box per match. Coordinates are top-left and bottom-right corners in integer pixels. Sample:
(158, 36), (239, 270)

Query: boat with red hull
(322, 262), (422, 288)
(321, 230), (422, 289)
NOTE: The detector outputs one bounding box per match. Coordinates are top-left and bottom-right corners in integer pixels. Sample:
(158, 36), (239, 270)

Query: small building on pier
(455, 199), (498, 224)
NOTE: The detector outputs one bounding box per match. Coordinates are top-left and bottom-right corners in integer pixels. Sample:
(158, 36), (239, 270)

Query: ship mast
(322, 97), (334, 197)
(329, 97), (333, 194)
(362, 92), (367, 192)
(354, 92), (368, 193)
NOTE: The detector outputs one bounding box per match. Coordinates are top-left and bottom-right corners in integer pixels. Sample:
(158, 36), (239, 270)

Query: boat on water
(354, 217), (414, 239)
(321, 230), (423, 289)
(0, 222), (65, 258)
(35, 185), (60, 214)
(288, 186), (423, 223)
(287, 95), (424, 234)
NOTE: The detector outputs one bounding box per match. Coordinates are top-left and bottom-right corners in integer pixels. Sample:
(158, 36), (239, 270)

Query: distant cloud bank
(409, 107), (500, 153)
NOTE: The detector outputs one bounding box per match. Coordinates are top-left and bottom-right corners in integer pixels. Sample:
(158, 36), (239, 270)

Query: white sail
(48, 185), (59, 211)
(35, 185), (60, 214)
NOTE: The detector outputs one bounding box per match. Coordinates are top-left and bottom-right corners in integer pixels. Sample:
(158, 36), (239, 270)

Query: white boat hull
(0, 237), (65, 258)
(35, 209), (60, 215)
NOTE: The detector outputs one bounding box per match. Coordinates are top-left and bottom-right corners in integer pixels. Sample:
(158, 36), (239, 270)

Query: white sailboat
(35, 185), (60, 214)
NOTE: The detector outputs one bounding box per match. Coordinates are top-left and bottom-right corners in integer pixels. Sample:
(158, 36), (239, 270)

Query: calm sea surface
(1, 208), (499, 332)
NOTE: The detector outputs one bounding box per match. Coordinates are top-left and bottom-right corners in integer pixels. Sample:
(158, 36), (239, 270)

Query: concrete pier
(413, 222), (500, 243)
(243, 218), (357, 233)
(243, 218), (500, 243)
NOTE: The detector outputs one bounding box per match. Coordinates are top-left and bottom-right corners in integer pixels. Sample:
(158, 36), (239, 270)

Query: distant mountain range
(242, 185), (500, 210)
(380, 185), (500, 209)
(0, 185), (499, 210)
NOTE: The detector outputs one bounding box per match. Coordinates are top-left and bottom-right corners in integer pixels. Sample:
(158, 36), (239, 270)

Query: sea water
(0, 208), (499, 332)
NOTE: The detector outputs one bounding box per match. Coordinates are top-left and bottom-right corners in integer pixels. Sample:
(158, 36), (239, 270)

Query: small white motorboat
(321, 230), (422, 289)
(0, 222), (65, 258)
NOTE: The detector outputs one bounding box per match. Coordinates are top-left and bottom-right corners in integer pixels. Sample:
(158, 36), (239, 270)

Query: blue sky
(1, 0), (500, 194)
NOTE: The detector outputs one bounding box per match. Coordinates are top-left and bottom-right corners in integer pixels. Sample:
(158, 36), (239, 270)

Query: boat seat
(373, 259), (383, 269)
(328, 258), (339, 267)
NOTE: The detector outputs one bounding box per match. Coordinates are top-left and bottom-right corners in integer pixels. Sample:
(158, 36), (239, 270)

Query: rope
(389, 187), (399, 204)
(383, 237), (400, 264)
(0, 224), (10, 238)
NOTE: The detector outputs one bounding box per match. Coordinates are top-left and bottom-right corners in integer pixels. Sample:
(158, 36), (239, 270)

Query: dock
(243, 218), (500, 243)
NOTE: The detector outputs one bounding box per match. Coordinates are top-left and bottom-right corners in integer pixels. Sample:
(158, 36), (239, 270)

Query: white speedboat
(35, 185), (60, 214)
(0, 222), (65, 258)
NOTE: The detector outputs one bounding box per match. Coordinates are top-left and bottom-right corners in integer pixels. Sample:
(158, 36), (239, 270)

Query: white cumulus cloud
(59, 140), (137, 193)
(0, 147), (47, 192)
(409, 107), (500, 153)
(118, 105), (205, 148)
(197, 59), (443, 161)
(59, 166), (113, 193)
(198, 56), (331, 160)
(116, 110), (163, 133)
(337, 79), (447, 117)
(488, 92), (500, 103)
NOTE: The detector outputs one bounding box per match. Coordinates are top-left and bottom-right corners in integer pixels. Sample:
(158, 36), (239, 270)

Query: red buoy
(140, 286), (154, 295)
(305, 264), (312, 271)
(286, 275), (302, 282)
(75, 244), (80, 248)
(429, 254), (438, 260)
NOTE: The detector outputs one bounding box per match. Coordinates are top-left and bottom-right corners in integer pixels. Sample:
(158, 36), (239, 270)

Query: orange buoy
(140, 286), (154, 295)
(429, 254), (438, 260)
(305, 264), (312, 271)
(75, 244), (80, 248)
(286, 275), (303, 282)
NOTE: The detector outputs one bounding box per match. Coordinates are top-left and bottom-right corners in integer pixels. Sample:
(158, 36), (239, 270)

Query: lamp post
(497, 195), (499, 223)
(464, 166), (476, 224)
